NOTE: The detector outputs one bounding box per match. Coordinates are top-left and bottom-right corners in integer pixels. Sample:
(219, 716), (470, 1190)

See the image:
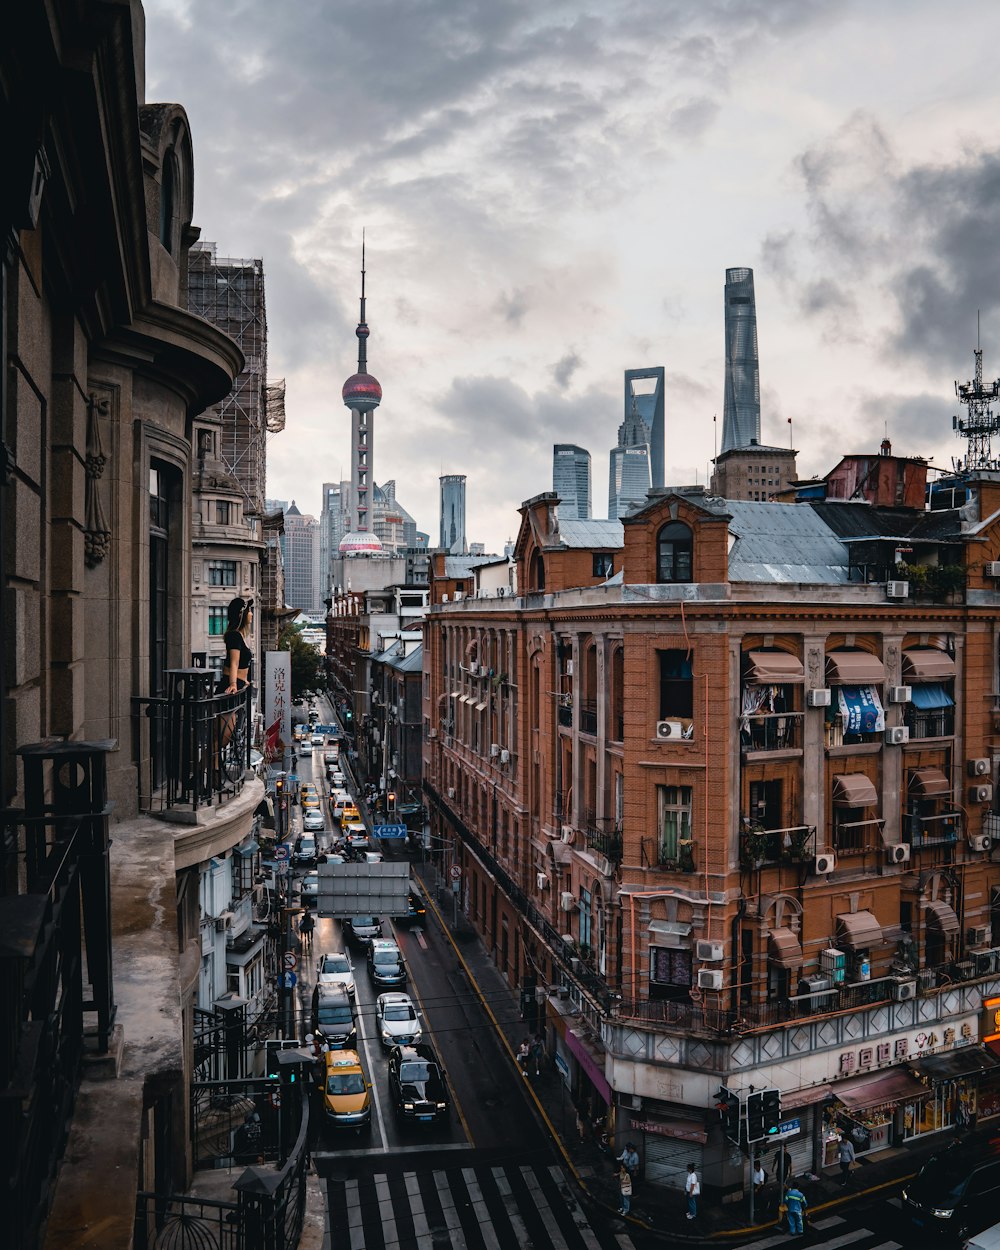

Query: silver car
(375, 992), (421, 1048)
(317, 951), (355, 998)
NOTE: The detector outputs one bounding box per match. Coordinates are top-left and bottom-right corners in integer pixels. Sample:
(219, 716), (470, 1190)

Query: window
(579, 887), (592, 949)
(208, 608), (227, 636)
(208, 560), (237, 586)
(530, 550), (545, 591)
(749, 779), (782, 831)
(649, 946), (692, 1001)
(593, 553), (613, 578)
(657, 786), (692, 862)
(658, 649), (693, 718)
(215, 501), (232, 525)
(656, 521), (693, 583)
(208, 656), (224, 675)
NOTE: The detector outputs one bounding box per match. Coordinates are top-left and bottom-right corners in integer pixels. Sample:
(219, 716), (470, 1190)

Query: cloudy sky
(144, 0), (1000, 552)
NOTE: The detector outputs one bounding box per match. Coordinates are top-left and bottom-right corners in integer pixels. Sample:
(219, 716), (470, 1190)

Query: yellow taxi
(300, 783), (319, 810)
(318, 1050), (371, 1132)
(341, 803), (360, 824)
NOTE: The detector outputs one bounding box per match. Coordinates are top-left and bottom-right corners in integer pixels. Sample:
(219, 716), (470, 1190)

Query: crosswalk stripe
(436, 1169), (470, 1248)
(463, 1168), (502, 1250)
(811, 1215), (848, 1229)
(816, 1230), (876, 1249)
(520, 1164), (570, 1249)
(405, 1171), (431, 1244)
(547, 1165), (604, 1250)
(492, 1165), (533, 1246)
(344, 1178), (366, 1250)
(375, 1174), (399, 1250)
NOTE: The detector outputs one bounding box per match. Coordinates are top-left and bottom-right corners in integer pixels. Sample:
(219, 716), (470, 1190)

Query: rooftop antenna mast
(954, 314), (1000, 472)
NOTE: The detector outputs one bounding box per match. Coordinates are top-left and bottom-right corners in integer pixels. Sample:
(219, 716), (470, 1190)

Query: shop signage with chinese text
(837, 1018), (976, 1077)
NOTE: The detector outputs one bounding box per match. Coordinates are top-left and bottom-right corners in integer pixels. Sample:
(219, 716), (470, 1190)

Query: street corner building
(1, 5), (290, 1249)
(420, 461), (1000, 1203)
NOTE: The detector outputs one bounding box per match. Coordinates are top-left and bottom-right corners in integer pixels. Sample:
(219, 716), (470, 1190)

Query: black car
(387, 1042), (450, 1124)
(343, 916), (383, 948)
(393, 887), (427, 926)
(902, 1137), (1000, 1242)
(310, 984), (357, 1050)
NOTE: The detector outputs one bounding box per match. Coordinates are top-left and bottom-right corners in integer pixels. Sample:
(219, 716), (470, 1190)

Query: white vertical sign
(263, 651), (291, 763)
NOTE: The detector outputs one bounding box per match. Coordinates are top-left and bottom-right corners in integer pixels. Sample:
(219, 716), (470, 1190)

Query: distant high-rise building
(608, 394), (652, 519)
(624, 368), (665, 488)
(553, 444), (592, 519)
(721, 267), (761, 453)
(374, 480), (419, 553)
(319, 480), (351, 601)
(439, 475), (467, 553)
(283, 502), (321, 611)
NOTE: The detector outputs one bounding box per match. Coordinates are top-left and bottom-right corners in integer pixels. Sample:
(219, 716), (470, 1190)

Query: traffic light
(762, 1088), (782, 1137)
(387, 791), (396, 808)
(275, 776), (284, 796)
(715, 1086), (742, 1144)
(745, 1090), (766, 1143)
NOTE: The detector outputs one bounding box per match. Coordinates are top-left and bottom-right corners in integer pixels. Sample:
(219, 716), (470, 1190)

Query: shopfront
(627, 1110), (707, 1188)
(824, 1067), (930, 1165)
(906, 1048), (1000, 1140)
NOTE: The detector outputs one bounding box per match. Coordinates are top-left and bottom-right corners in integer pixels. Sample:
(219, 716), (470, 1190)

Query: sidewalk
(413, 860), (966, 1243)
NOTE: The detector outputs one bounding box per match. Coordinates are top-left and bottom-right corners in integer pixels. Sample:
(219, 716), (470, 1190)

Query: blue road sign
(282, 971), (297, 989)
(374, 823), (407, 839)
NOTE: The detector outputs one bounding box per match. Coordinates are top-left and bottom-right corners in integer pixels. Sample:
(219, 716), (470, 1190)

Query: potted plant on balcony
(739, 823), (769, 870)
(782, 827), (812, 863)
(678, 838), (695, 873)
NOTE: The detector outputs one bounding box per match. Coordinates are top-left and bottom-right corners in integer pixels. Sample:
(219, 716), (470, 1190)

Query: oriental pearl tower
(339, 239), (384, 556)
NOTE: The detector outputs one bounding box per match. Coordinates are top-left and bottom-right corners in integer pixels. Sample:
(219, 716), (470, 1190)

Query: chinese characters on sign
(837, 1020), (976, 1076)
(264, 651), (292, 765)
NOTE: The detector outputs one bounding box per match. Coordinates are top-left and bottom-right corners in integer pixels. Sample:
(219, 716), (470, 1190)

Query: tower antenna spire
(954, 324), (1000, 472)
(357, 229), (368, 374)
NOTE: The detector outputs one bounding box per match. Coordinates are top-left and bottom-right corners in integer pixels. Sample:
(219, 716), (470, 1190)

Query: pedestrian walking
(575, 1107), (586, 1144)
(783, 1182), (808, 1236)
(836, 1135), (856, 1186)
(530, 1033), (545, 1076)
(516, 1038), (531, 1076)
(684, 1163), (700, 1220)
(752, 1158), (766, 1197)
(771, 1145), (794, 1186)
(617, 1142), (639, 1182)
(617, 1164), (632, 1215)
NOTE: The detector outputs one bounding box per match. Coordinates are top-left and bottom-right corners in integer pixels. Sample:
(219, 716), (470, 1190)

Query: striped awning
(832, 774), (879, 807)
(902, 649), (956, 682)
(908, 767), (951, 797)
(768, 928), (803, 968)
(924, 898), (960, 935)
(836, 910), (883, 949)
(826, 651), (885, 684)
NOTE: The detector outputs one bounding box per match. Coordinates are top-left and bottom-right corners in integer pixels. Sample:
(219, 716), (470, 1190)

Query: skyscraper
(439, 475), (467, 553)
(608, 394), (652, 519)
(340, 241), (383, 557)
(282, 502), (321, 611)
(721, 267), (761, 453)
(553, 444), (592, 519)
(624, 367), (665, 488)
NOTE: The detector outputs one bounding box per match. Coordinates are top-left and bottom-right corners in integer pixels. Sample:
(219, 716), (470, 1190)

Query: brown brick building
(423, 477), (1000, 1199)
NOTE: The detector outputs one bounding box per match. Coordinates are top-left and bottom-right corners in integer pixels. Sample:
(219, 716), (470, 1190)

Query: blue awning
(837, 685), (885, 734)
(910, 683), (954, 711)
(237, 840), (259, 857)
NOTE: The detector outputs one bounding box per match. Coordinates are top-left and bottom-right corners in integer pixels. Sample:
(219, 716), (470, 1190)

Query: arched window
(530, 549), (545, 591)
(656, 521), (693, 583)
(160, 148), (178, 253)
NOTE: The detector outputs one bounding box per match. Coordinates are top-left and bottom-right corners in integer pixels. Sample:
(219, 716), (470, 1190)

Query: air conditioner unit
(656, 719), (684, 739)
(467, 661), (477, 675)
(565, 660), (574, 677)
(697, 969), (723, 991)
(885, 726), (910, 745)
(888, 686), (912, 703)
(968, 925), (991, 947)
(500, 749), (511, 764)
(215, 911), (234, 933)
(969, 758), (992, 777)
(887, 842), (911, 864)
(447, 787), (456, 799)
(917, 968), (937, 992)
(892, 979), (917, 1002)
(985, 561), (1000, 578)
(886, 580), (909, 599)
(561, 825), (575, 844)
(625, 1094), (643, 1111)
(536, 872), (549, 890)
(560, 933), (574, 945)
(970, 833), (993, 853)
(696, 939), (724, 962)
(969, 784), (994, 804)
(814, 852), (836, 875)
(954, 960), (976, 981)
(441, 593), (449, 603)
(806, 687), (831, 708)
(490, 743), (500, 758)
(427, 728), (437, 740)
(560, 891), (576, 912)
(454, 591), (463, 601)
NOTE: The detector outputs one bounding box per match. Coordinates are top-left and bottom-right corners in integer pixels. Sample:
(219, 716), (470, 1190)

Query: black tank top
(224, 629), (252, 670)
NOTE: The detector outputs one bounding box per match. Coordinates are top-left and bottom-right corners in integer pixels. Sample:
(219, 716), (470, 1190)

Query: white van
(965, 1224), (1000, 1250)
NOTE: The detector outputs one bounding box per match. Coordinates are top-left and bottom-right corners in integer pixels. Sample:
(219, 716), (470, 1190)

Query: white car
(311, 733), (324, 746)
(302, 809), (325, 833)
(299, 740), (313, 756)
(360, 850), (383, 864)
(329, 770), (346, 787)
(375, 992), (421, 1048)
(317, 951), (355, 998)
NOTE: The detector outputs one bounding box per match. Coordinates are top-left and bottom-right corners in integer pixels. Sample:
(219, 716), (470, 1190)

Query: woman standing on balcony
(222, 597), (254, 693)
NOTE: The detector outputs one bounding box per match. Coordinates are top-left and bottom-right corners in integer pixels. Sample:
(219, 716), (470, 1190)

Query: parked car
(317, 951), (355, 998)
(375, 993), (421, 1048)
(387, 1042), (450, 1124)
(317, 1050), (370, 1132)
(293, 835), (317, 867)
(299, 872), (319, 908)
(343, 916), (382, 948)
(368, 938), (407, 987)
(310, 984), (357, 1049)
(302, 810), (326, 833)
(903, 1137), (1000, 1242)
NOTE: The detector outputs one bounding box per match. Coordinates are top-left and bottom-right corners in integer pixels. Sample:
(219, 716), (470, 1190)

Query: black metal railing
(739, 824), (814, 868)
(584, 821), (623, 864)
(905, 811), (962, 847)
(557, 703), (572, 728)
(741, 712), (802, 752)
(905, 710), (955, 739)
(640, 835), (697, 872)
(134, 669), (251, 813)
(1, 742), (116, 1250)
(833, 818), (885, 855)
(424, 781), (613, 1012)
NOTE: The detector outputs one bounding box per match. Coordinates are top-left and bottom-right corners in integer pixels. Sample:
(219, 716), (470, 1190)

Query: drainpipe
(729, 897), (747, 1020)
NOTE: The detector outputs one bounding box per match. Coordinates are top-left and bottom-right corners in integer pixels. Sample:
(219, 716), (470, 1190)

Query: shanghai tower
(721, 267), (760, 453)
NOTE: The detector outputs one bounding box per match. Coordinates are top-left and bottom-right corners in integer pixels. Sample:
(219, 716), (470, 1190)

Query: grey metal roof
(390, 645), (423, 673)
(725, 500), (851, 584)
(556, 518), (623, 549)
(443, 555), (497, 577)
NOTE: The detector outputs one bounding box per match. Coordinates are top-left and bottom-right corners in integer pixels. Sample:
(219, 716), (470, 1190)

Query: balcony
(580, 700), (598, 736)
(557, 700), (572, 728)
(740, 712), (802, 754)
(641, 835), (697, 873)
(825, 714), (880, 748)
(905, 810), (962, 848)
(134, 669), (253, 815)
(739, 823), (814, 869)
(904, 710), (955, 739)
(584, 819), (623, 865)
(833, 818), (885, 855)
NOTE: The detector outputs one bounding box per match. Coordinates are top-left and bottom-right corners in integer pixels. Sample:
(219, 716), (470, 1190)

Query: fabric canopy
(909, 767), (951, 796)
(832, 773), (879, 807)
(837, 685), (885, 734)
(912, 1048), (1000, 1081)
(474, 700), (488, 712)
(910, 684), (954, 710)
(826, 651), (885, 684)
(768, 928), (803, 968)
(924, 898), (960, 935)
(745, 651), (805, 684)
(902, 649), (956, 682)
(834, 1068), (929, 1112)
(836, 910), (884, 949)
